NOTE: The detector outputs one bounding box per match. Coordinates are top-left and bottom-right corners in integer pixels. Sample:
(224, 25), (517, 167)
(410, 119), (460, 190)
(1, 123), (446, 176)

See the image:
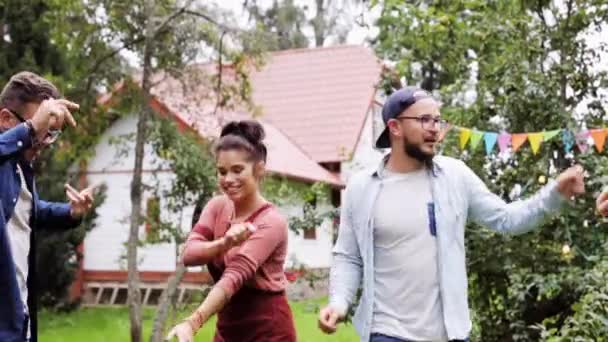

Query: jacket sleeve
(328, 182), (363, 315)
(463, 161), (565, 235)
(36, 200), (82, 230)
(0, 123), (34, 160)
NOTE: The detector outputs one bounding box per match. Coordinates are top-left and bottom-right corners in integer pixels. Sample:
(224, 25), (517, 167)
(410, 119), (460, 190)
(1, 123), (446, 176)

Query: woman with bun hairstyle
(166, 120), (296, 342)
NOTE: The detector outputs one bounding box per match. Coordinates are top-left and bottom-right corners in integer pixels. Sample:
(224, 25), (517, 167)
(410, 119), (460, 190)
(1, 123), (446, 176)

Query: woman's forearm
(186, 285), (230, 331)
(182, 238), (227, 266)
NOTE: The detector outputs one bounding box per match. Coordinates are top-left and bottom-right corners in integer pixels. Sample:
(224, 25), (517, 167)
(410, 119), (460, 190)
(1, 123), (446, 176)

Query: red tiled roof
(251, 45), (382, 162)
(144, 68), (343, 187)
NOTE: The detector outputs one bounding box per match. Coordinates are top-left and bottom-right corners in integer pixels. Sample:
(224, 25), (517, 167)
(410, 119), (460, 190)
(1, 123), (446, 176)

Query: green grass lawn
(39, 298), (358, 342)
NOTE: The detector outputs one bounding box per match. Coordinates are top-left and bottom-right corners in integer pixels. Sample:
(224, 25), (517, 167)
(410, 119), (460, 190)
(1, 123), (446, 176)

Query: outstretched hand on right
(318, 305), (345, 334)
(596, 190), (608, 217)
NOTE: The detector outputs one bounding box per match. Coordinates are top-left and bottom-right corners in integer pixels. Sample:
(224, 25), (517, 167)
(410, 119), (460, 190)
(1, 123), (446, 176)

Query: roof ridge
(258, 118), (341, 183)
(269, 44), (370, 56)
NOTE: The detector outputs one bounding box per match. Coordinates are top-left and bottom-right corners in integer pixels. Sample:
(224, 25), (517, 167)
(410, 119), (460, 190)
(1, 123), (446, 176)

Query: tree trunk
(149, 263), (187, 342)
(312, 0), (326, 47)
(128, 1), (156, 341)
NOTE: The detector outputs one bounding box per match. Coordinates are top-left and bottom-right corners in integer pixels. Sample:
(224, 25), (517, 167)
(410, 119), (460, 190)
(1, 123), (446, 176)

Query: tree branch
(84, 36), (146, 91)
(152, 0), (196, 38)
(183, 10), (240, 33)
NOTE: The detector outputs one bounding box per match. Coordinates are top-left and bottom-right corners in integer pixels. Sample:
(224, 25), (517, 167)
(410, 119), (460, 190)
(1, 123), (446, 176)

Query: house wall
(341, 101), (387, 183)
(83, 115), (334, 274)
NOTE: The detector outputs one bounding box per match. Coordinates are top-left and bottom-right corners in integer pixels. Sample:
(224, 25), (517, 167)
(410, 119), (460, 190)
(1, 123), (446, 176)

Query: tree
(373, 0), (608, 340)
(0, 0), (123, 308)
(310, 0), (350, 47)
(242, 0), (353, 51)
(244, 0), (310, 51)
(77, 2), (260, 340)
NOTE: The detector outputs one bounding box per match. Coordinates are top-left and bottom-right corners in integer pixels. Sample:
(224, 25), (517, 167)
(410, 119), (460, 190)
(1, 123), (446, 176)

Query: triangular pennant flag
(528, 132), (544, 155)
(576, 130), (590, 153)
(459, 128), (471, 149)
(498, 133), (511, 153)
(590, 129), (607, 153)
(562, 130), (575, 153)
(511, 133), (528, 152)
(470, 131), (484, 150)
(543, 129), (561, 142)
(484, 132), (498, 155)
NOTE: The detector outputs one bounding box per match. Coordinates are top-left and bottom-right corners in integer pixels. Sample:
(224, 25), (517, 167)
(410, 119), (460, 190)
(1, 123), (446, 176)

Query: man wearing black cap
(318, 87), (586, 341)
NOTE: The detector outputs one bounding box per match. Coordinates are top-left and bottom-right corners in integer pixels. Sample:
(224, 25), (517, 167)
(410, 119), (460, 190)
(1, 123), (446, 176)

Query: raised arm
(464, 162), (583, 234)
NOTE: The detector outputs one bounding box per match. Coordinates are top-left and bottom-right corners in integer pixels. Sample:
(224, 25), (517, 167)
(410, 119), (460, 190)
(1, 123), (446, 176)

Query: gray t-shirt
(371, 167), (448, 341)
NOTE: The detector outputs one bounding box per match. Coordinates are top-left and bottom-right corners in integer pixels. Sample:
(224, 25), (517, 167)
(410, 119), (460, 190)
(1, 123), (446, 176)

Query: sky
(210, 0), (380, 47)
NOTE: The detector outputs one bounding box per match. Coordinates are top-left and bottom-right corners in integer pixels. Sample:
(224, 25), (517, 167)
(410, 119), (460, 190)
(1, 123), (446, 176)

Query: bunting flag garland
(562, 130), (575, 153)
(484, 132), (498, 155)
(470, 130), (484, 150)
(459, 128), (471, 149)
(451, 126), (608, 156)
(543, 129), (561, 142)
(511, 134), (528, 152)
(576, 131), (590, 153)
(528, 133), (543, 155)
(497, 133), (511, 153)
(590, 129), (606, 153)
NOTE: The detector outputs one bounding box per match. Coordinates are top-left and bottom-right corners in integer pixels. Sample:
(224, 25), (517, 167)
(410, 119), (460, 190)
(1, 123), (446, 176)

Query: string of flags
(455, 126), (607, 155)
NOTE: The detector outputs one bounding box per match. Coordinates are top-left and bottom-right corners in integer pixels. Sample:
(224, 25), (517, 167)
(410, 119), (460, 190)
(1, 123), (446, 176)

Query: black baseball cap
(375, 86), (433, 149)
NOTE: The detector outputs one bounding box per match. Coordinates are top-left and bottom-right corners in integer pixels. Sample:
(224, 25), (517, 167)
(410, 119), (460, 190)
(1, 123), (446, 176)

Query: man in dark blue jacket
(0, 71), (94, 342)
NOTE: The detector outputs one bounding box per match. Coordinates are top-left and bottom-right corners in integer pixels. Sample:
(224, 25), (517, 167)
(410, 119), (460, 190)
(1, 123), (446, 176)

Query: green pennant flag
(470, 130), (484, 150)
(543, 129), (561, 142)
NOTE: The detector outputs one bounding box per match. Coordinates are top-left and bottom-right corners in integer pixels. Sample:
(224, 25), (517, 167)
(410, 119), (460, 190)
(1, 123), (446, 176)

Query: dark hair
(0, 71), (61, 112)
(215, 120), (267, 162)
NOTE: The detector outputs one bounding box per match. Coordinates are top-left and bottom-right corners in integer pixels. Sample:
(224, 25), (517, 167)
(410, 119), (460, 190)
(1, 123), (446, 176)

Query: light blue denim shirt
(329, 155), (565, 341)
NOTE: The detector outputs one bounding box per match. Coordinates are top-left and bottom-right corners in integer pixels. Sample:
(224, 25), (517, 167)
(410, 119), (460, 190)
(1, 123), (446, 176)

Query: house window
(146, 197), (161, 234)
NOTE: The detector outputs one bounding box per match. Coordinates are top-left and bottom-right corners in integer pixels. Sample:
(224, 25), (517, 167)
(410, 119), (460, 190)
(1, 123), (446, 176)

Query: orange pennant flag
(590, 129), (607, 152)
(511, 133), (528, 152)
(528, 133), (543, 155)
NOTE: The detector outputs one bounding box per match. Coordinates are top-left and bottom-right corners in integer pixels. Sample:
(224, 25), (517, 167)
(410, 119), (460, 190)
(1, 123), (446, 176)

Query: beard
(403, 137), (435, 164)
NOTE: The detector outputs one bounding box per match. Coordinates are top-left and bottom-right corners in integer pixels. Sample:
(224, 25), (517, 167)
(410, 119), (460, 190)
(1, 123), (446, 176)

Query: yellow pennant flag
(512, 133), (528, 152)
(528, 133), (544, 155)
(459, 128), (472, 149)
(590, 129), (607, 152)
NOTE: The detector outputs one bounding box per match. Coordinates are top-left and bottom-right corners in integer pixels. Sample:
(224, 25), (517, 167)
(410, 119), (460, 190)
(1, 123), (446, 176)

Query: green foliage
(144, 116), (217, 246)
(0, 0), (124, 307)
(374, 0), (608, 340)
(244, 0), (310, 52)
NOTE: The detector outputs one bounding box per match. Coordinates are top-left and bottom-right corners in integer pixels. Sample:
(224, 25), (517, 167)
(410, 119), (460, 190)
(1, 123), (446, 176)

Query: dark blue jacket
(1, 123), (80, 342)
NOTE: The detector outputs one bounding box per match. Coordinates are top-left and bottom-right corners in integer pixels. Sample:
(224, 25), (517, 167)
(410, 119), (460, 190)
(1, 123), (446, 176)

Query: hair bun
(220, 120), (265, 146)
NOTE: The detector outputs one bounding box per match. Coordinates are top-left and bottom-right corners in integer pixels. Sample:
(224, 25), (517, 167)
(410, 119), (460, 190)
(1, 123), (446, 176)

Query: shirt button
(13, 198), (17, 203)
(17, 141), (23, 147)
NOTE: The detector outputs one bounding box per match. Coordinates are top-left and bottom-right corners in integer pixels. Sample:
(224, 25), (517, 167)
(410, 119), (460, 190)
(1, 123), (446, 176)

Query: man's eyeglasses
(7, 109), (61, 145)
(394, 115), (449, 131)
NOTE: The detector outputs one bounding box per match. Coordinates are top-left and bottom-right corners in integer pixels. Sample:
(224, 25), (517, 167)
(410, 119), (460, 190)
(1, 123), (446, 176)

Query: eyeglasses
(8, 109), (62, 145)
(394, 115), (449, 131)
